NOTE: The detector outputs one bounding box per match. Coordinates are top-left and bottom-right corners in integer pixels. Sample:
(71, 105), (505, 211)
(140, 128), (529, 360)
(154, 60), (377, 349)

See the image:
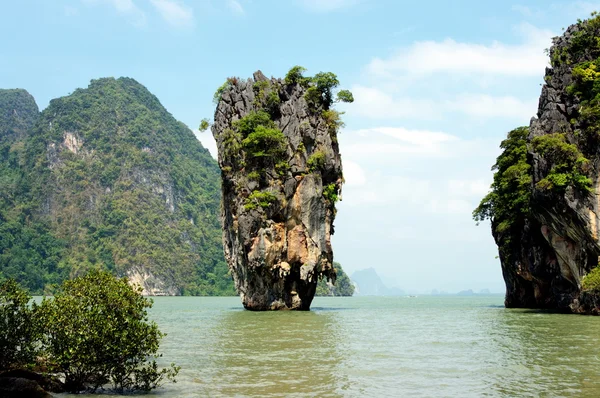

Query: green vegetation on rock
(241, 125), (287, 162)
(213, 79), (233, 104)
(244, 190), (278, 211)
(284, 66), (309, 87)
(316, 262), (354, 296)
(283, 66), (354, 110)
(582, 266), (600, 291)
(307, 150), (326, 172)
(556, 13), (600, 154)
(531, 133), (592, 192)
(199, 118), (210, 132)
(323, 183), (339, 204)
(0, 79), (234, 296)
(473, 127), (531, 243)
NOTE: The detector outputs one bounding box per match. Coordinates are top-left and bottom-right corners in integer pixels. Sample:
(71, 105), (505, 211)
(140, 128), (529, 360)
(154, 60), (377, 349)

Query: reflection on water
(55, 296), (600, 397)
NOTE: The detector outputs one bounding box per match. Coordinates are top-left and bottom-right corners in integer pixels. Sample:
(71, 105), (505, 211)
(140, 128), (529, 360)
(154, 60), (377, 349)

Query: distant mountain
(351, 268), (405, 296)
(1, 78), (230, 295)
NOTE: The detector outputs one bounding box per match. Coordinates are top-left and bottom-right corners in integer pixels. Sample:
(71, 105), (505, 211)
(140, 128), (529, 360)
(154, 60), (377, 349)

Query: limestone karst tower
(211, 68), (352, 310)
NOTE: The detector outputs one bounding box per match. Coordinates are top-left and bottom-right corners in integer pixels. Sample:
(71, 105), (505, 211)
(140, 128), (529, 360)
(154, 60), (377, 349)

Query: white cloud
(351, 85), (537, 122)
(150, 0), (194, 27)
(343, 127), (458, 157)
(446, 179), (490, 198)
(82, 0), (146, 26)
(227, 0), (244, 15)
(337, 126), (498, 217)
(297, 0), (358, 12)
(446, 94), (537, 120)
(367, 23), (552, 80)
(349, 85), (438, 120)
(342, 160), (366, 186)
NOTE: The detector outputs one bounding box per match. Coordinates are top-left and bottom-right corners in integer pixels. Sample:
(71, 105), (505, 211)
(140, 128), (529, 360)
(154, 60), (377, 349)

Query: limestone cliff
(479, 15), (600, 313)
(212, 69), (351, 310)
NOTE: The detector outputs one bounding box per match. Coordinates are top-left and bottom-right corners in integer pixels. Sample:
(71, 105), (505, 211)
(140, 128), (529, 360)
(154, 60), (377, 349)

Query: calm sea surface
(66, 295), (600, 397)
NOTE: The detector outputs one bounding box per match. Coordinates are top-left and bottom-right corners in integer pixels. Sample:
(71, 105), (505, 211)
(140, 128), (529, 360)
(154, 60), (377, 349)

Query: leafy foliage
(323, 183), (339, 204)
(252, 80), (281, 116)
(232, 110), (275, 137)
(39, 270), (179, 393)
(0, 279), (40, 370)
(550, 13), (600, 67)
(213, 80), (233, 104)
(0, 78), (234, 296)
(531, 133), (592, 192)
(241, 125), (287, 161)
(228, 110), (288, 173)
(322, 109), (345, 141)
(244, 190), (278, 211)
(284, 66), (309, 86)
(555, 14), (600, 153)
(310, 72), (340, 107)
(567, 56), (600, 144)
(307, 150), (326, 172)
(199, 118), (210, 132)
(336, 89), (354, 103)
(582, 266), (600, 291)
(0, 89), (66, 294)
(473, 127), (532, 234)
(284, 66), (353, 111)
(315, 262), (354, 296)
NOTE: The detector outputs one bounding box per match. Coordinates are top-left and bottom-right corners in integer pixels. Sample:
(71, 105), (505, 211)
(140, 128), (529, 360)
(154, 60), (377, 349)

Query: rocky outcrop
(212, 71), (345, 310)
(493, 16), (600, 313)
(0, 369), (64, 396)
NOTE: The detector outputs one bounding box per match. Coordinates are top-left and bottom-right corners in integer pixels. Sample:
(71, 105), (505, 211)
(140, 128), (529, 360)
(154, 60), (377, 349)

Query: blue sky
(2, 0), (599, 293)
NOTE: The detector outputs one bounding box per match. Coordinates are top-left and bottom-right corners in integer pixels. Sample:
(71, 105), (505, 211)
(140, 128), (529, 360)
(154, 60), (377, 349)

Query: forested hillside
(0, 79), (233, 295)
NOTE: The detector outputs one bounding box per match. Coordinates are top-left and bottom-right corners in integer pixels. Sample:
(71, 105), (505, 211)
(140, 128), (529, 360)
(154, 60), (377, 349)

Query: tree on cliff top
(473, 126), (531, 235)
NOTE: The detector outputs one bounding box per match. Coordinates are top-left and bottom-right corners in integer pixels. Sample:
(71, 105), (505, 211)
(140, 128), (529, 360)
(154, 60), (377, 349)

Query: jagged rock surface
(212, 71), (343, 310)
(498, 20), (600, 312)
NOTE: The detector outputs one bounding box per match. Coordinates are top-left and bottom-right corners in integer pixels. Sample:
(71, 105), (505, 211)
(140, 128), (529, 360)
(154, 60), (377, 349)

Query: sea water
(61, 295), (600, 397)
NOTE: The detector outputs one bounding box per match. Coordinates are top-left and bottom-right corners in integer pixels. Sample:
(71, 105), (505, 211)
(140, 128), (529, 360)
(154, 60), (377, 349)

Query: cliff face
(212, 70), (346, 310)
(485, 16), (600, 313)
(0, 78), (233, 296)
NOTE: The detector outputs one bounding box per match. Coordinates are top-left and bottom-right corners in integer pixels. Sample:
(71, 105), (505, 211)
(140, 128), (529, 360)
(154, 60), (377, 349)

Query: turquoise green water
(66, 296), (600, 397)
